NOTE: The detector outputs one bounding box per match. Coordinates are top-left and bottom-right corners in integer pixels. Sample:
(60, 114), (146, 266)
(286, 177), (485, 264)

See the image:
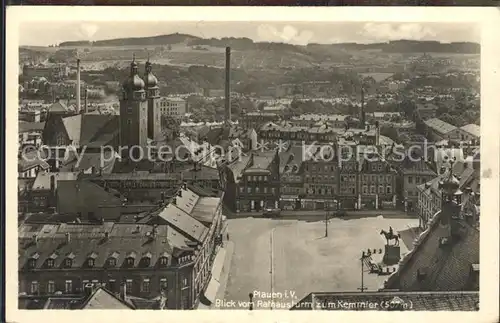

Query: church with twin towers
(119, 55), (162, 159)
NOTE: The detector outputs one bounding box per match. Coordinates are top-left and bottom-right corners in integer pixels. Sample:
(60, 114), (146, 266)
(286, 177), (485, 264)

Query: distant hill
(59, 33), (202, 47)
(57, 34), (480, 54)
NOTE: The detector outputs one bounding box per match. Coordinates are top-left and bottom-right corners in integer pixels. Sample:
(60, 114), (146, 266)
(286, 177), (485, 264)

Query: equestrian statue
(380, 226), (401, 246)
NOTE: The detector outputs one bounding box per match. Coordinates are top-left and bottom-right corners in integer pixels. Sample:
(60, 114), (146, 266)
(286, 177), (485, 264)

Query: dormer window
(125, 252), (137, 267)
(159, 252), (169, 267)
(47, 252), (58, 268)
(87, 252), (98, 268)
(142, 252), (152, 267)
(108, 252), (119, 267)
(28, 252), (40, 269)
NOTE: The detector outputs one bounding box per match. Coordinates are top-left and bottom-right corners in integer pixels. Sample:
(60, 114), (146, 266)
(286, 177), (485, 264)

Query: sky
(19, 21), (481, 47)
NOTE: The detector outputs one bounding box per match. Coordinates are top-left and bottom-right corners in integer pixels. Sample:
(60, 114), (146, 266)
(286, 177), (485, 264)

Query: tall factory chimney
(360, 86), (366, 129)
(84, 87), (88, 114)
(76, 58), (81, 114)
(225, 47), (231, 123)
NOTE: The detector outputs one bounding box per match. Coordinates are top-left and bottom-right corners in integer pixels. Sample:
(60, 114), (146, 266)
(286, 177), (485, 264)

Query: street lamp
(358, 251), (371, 292)
(324, 204), (329, 238)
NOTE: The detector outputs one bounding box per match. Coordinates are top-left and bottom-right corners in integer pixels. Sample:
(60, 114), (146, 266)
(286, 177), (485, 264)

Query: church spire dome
(144, 53), (158, 88)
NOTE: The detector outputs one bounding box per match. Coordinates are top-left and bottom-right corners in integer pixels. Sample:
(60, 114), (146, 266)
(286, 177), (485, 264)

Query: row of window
(407, 176), (430, 185)
(362, 185), (393, 195)
(246, 175), (269, 182)
(239, 186), (277, 194)
(28, 277), (178, 295)
(28, 255), (169, 269)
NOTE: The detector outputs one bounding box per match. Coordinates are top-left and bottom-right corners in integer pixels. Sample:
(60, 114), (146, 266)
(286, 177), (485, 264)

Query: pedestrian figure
(226, 233), (229, 240)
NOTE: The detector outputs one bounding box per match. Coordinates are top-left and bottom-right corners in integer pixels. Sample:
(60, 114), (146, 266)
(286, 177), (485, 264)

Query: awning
(280, 195), (299, 200)
(203, 277), (220, 305)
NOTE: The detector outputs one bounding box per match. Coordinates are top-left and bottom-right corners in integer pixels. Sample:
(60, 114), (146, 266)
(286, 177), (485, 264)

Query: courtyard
(221, 214), (419, 310)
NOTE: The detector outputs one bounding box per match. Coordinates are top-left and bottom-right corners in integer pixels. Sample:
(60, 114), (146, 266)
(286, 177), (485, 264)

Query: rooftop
(460, 124), (480, 138)
(424, 118), (457, 135)
(292, 291), (479, 311)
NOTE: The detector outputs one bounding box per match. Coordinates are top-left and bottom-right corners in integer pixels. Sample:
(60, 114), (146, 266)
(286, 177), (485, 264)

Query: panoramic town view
(17, 21), (480, 310)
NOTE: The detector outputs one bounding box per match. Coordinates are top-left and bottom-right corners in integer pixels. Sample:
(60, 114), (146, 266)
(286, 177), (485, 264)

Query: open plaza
(222, 214), (419, 310)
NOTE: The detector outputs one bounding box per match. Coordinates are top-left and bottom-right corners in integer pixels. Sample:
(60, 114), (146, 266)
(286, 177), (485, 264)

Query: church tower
(144, 57), (162, 141)
(119, 56), (148, 160)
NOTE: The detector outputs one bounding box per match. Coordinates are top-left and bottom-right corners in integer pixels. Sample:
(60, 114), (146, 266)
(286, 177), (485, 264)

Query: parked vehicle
(263, 208), (282, 217)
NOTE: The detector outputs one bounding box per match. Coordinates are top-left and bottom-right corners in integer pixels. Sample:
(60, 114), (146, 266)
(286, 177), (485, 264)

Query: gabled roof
(424, 118), (457, 135)
(48, 101), (70, 113)
(460, 124), (480, 137)
(60, 114), (119, 146)
(80, 287), (135, 309)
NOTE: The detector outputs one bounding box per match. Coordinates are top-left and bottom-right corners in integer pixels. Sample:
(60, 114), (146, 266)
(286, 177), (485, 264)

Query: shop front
(280, 195), (300, 210)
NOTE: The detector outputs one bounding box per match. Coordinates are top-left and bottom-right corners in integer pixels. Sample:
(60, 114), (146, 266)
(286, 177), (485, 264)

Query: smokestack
(84, 87), (88, 114)
(360, 86), (365, 128)
(76, 59), (81, 114)
(225, 47), (231, 123)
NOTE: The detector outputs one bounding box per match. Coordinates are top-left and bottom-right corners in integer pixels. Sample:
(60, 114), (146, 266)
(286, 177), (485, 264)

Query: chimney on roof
(76, 59), (81, 114)
(65, 232), (71, 244)
(32, 234), (38, 245)
(84, 282), (94, 297)
(225, 47), (231, 124)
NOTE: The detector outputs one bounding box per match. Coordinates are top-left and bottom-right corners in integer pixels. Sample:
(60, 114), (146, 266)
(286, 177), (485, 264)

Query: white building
(158, 97), (187, 118)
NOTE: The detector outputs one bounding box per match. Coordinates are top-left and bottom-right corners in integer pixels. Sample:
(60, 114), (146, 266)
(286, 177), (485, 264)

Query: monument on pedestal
(380, 226), (401, 265)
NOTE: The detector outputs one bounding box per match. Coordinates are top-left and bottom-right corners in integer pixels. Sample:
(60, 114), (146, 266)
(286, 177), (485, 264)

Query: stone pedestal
(383, 245), (401, 266)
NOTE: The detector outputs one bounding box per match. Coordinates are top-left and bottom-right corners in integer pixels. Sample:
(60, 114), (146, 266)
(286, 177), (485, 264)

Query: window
(271, 188), (276, 194)
(87, 259), (95, 268)
(183, 278), (188, 287)
(264, 187), (268, 193)
(108, 280), (117, 292)
(363, 186), (368, 194)
(141, 279), (150, 293)
(64, 259), (72, 268)
(239, 186), (244, 193)
(126, 279), (133, 292)
(255, 187), (260, 193)
(387, 186), (392, 194)
(247, 187), (252, 194)
(30, 281), (39, 294)
(108, 258), (116, 267)
(29, 259), (37, 269)
(47, 259), (54, 268)
(378, 185), (384, 194)
(46, 281), (55, 294)
(160, 278), (168, 291)
(370, 186), (376, 194)
(408, 176), (413, 184)
(127, 257), (134, 266)
(65, 280), (73, 294)
(160, 257), (168, 266)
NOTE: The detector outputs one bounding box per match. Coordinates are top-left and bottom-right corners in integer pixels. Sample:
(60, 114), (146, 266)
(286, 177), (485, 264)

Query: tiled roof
(60, 114), (119, 147)
(80, 287), (134, 309)
(227, 155), (252, 183)
(18, 222), (191, 271)
(460, 124), (480, 138)
(157, 204), (208, 243)
(292, 291), (479, 311)
(190, 197), (220, 224)
(384, 210), (479, 291)
(424, 118), (457, 135)
(60, 152), (118, 174)
(246, 151), (275, 172)
(32, 171), (80, 190)
(400, 158), (437, 176)
(279, 145), (306, 174)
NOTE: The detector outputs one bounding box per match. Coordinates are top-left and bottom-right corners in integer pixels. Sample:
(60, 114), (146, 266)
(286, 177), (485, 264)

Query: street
(222, 213), (419, 310)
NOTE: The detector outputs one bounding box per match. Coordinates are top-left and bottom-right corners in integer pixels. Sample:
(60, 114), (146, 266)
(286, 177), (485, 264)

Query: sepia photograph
(5, 6), (499, 323)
